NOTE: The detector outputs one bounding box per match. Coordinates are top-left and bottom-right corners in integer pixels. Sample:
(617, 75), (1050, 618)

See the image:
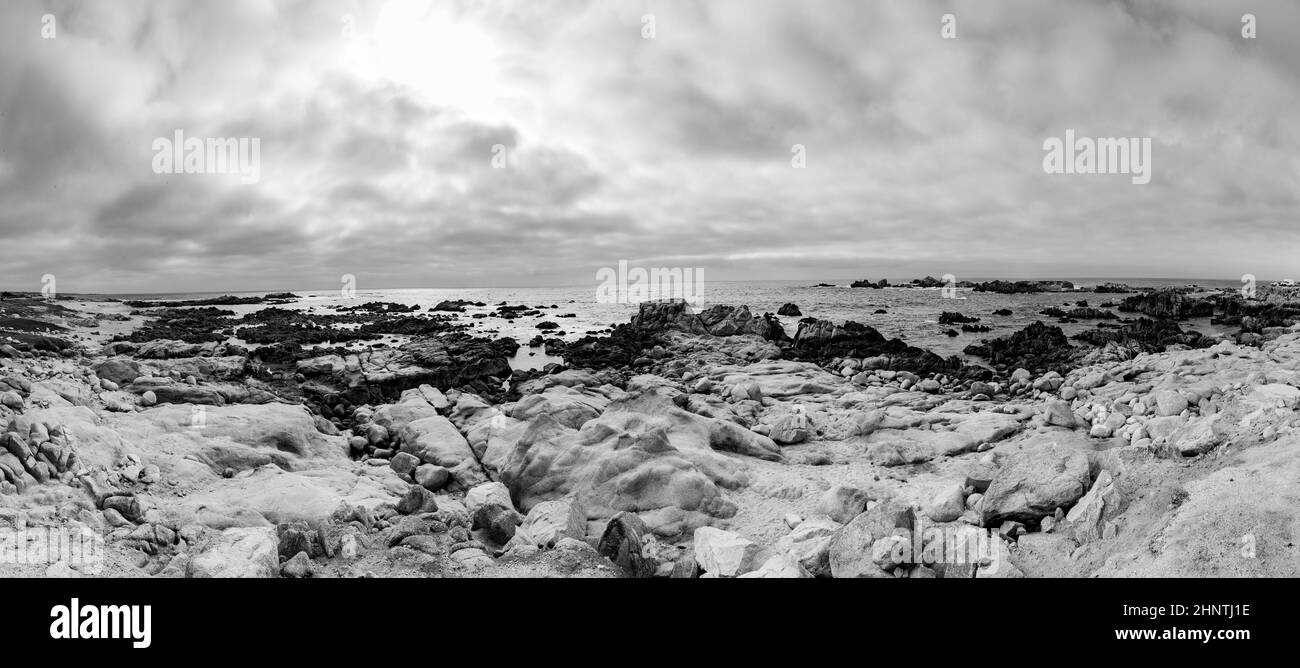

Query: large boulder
(398, 415), (477, 469)
(693, 526), (759, 577)
(738, 553), (810, 578)
(1064, 471), (1122, 543)
(865, 429), (973, 466)
(505, 497), (586, 549)
(597, 512), (656, 577)
(183, 403), (343, 460)
(464, 414), (528, 474)
(949, 412), (1024, 447)
(1150, 390), (1188, 417)
(773, 517), (838, 576)
(500, 389), (778, 533)
(769, 412), (811, 445)
(712, 361), (843, 399)
(466, 481), (515, 516)
(1143, 415), (1187, 443)
(466, 481), (523, 544)
(980, 442), (1091, 525)
(507, 386), (609, 429)
(828, 500), (915, 578)
(104, 403), (346, 473)
(1166, 415), (1226, 456)
(1041, 400), (1080, 428)
(449, 393), (499, 429)
(925, 483), (967, 523)
(91, 357), (141, 385)
(187, 527), (278, 578)
(817, 485), (870, 523)
(170, 465), (402, 527)
(372, 393), (442, 433)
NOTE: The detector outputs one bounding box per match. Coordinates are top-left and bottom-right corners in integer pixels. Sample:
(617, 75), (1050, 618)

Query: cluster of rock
(1040, 306), (1116, 320)
(969, 280), (1076, 293)
(1, 413), (80, 493)
(963, 321), (1074, 374)
(1118, 291), (1216, 319)
(938, 312), (980, 324)
(5, 285), (1300, 579)
(294, 335), (518, 416)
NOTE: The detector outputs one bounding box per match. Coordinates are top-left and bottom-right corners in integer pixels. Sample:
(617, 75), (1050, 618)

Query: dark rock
(939, 312), (979, 324)
(397, 485), (440, 515)
(277, 521), (320, 560)
(91, 357), (142, 385)
(280, 551), (313, 578)
(1073, 317), (1213, 353)
(102, 495), (145, 523)
(597, 512), (656, 578)
(1117, 290), (1215, 319)
(473, 504), (522, 544)
(962, 321), (1074, 375)
(970, 280), (1075, 294)
(414, 464), (451, 491)
(789, 318), (963, 377)
(670, 552), (700, 578)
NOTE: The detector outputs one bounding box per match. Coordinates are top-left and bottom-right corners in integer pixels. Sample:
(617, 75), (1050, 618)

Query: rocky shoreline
(2, 284), (1299, 578)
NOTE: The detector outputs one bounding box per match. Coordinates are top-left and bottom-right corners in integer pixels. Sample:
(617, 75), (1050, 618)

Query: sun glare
(342, 0), (501, 117)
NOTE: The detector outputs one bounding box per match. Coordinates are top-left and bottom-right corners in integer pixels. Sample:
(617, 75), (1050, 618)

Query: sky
(1, 0), (1298, 293)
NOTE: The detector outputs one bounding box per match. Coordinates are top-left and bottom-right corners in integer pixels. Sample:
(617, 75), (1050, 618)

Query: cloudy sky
(1, 0), (1298, 293)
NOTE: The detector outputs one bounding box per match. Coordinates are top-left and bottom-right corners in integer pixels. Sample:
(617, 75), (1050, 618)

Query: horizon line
(4, 274), (1276, 298)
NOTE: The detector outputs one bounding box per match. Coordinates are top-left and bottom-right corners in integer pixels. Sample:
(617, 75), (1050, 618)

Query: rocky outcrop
(969, 280), (1075, 293)
(788, 318), (961, 376)
(1073, 317), (1213, 353)
(630, 300), (787, 341)
(1117, 290), (1216, 319)
(124, 377), (278, 406)
(938, 312), (979, 325)
(296, 335), (516, 403)
(963, 322), (1075, 374)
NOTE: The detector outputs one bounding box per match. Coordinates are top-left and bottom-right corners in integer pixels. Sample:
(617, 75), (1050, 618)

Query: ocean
(107, 278), (1240, 368)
